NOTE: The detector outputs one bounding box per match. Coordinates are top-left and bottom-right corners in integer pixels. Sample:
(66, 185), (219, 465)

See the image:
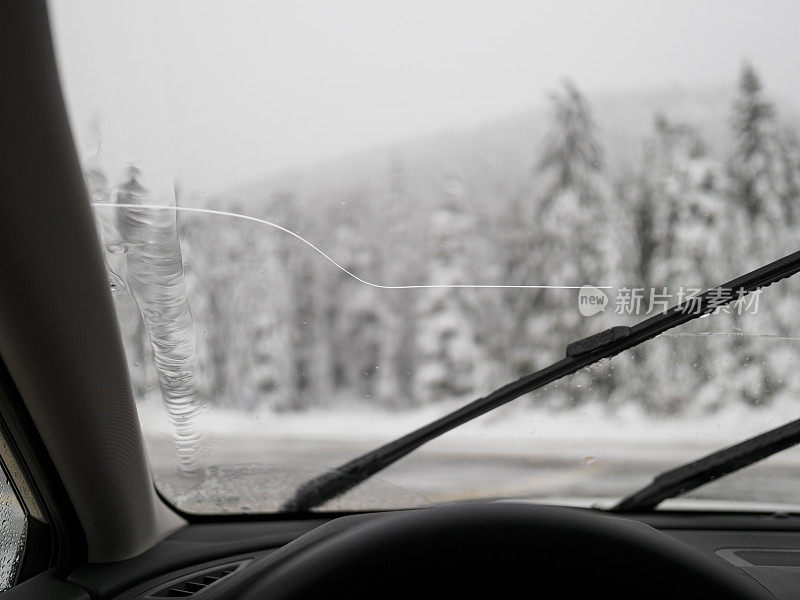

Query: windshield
(49, 0), (800, 514)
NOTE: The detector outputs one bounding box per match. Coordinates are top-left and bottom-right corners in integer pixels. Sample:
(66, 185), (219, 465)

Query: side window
(0, 460), (27, 591)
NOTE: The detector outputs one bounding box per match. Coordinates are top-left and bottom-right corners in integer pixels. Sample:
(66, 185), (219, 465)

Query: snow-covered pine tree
(529, 80), (620, 407)
(414, 168), (483, 404)
(227, 218), (293, 412)
(725, 64), (793, 407)
(375, 155), (422, 408)
(324, 190), (385, 403)
(626, 115), (727, 414)
(646, 115), (725, 291)
(259, 195), (333, 411)
(777, 128), (800, 231)
(727, 62), (786, 261)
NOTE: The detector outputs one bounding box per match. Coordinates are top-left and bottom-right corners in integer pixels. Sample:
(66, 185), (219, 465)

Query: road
(145, 434), (800, 513)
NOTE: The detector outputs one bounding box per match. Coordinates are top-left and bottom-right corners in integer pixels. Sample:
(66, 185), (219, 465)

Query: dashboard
(32, 504), (800, 600)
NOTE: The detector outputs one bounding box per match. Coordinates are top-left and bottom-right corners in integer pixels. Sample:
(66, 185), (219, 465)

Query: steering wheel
(237, 502), (771, 599)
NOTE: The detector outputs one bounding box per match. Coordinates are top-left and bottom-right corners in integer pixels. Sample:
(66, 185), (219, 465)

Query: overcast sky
(49, 0), (800, 192)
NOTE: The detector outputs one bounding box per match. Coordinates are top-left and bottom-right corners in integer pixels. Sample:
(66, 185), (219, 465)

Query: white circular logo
(578, 285), (608, 316)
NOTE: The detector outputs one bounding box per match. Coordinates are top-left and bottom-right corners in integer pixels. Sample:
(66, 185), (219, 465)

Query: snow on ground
(136, 396), (800, 462)
(137, 397), (800, 512)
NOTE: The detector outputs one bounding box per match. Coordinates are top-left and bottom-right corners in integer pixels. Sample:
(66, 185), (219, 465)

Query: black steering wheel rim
(238, 502), (772, 599)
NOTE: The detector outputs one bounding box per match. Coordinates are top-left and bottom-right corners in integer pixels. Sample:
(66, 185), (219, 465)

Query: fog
(50, 0), (800, 190)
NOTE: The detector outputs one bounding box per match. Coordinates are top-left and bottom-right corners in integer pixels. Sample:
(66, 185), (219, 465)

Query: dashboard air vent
(143, 559), (252, 598)
(733, 550), (800, 567)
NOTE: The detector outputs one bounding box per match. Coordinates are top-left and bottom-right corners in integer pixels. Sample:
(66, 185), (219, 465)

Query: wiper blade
(613, 417), (800, 513)
(281, 250), (800, 512)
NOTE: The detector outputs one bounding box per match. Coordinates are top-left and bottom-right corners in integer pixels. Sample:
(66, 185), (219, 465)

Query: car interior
(5, 2), (800, 599)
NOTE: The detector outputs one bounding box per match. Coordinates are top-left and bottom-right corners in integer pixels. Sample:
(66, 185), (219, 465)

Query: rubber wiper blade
(613, 417), (800, 512)
(281, 249), (800, 513)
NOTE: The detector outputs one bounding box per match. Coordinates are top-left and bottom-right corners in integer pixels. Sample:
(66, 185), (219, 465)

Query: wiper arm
(613, 417), (800, 513)
(281, 250), (800, 512)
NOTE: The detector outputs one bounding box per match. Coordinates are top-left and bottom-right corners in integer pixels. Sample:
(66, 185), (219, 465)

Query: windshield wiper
(613, 417), (800, 512)
(281, 250), (800, 512)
